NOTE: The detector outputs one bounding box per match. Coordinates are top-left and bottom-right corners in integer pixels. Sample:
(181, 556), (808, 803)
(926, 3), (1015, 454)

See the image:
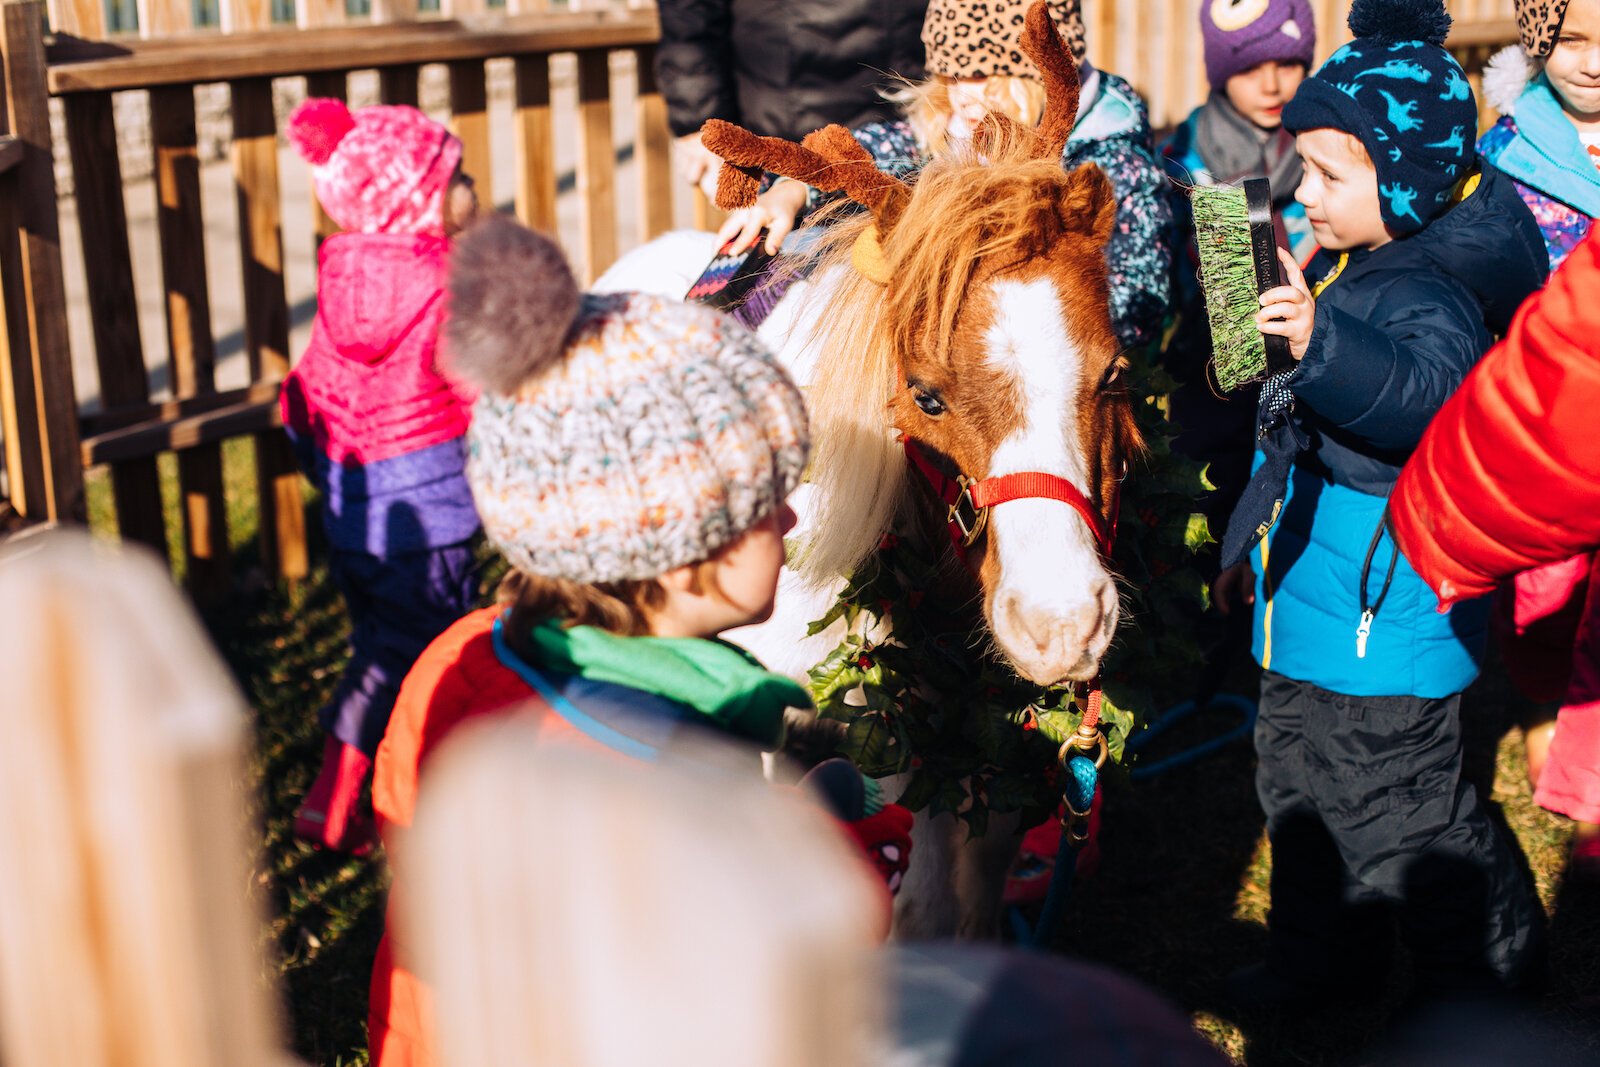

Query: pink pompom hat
(285, 98), (463, 236)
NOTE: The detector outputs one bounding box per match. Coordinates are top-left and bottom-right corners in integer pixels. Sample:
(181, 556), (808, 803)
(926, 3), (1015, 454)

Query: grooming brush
(685, 231), (779, 316)
(1191, 177), (1294, 391)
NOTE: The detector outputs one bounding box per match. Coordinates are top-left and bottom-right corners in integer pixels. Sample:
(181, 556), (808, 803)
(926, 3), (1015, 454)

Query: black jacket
(655, 0), (928, 140)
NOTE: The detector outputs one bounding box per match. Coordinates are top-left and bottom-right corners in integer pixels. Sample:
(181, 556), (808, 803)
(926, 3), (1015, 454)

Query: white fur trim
(1483, 44), (1536, 117)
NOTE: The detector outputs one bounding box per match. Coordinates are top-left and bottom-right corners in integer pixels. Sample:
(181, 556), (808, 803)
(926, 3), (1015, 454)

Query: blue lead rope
(1015, 753), (1100, 948)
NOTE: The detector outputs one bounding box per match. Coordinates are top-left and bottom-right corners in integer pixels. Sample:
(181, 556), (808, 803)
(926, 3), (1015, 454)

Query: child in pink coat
(280, 99), (481, 852)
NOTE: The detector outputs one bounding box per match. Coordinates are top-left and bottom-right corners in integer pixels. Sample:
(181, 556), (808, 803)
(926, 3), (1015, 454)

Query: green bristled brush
(1191, 177), (1294, 391)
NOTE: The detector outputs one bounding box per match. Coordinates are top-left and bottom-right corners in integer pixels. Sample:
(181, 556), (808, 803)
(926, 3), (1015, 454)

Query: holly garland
(804, 345), (1214, 836)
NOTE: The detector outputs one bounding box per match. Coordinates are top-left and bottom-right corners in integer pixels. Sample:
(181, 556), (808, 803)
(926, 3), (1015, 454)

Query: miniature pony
(707, 2), (1143, 936)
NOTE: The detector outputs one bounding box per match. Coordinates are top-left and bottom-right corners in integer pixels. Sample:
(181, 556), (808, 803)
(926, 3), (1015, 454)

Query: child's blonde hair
(399, 718), (886, 1067)
(0, 533), (283, 1067)
(887, 74), (1049, 155)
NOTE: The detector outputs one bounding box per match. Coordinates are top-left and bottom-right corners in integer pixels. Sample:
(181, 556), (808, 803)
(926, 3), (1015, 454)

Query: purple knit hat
(1201, 0), (1317, 88)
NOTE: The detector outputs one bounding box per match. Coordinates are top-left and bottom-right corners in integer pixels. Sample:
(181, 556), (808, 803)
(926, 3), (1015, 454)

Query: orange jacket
(368, 606), (580, 1067)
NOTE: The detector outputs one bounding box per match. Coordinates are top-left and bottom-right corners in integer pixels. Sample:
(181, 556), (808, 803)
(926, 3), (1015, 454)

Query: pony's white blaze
(982, 279), (1117, 684)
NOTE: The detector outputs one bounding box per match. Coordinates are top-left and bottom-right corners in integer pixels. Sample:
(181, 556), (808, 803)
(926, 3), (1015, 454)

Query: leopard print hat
(1516, 0), (1572, 58)
(922, 0), (1087, 80)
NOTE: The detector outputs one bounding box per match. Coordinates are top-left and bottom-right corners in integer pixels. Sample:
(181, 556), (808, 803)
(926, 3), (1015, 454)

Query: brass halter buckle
(1057, 725), (1108, 845)
(948, 476), (989, 548)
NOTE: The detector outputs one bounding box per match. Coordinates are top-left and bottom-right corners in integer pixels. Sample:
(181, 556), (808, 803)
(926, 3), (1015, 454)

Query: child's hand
(1213, 560), (1256, 617)
(716, 179), (809, 255)
(1256, 247), (1316, 361)
(675, 132), (720, 189)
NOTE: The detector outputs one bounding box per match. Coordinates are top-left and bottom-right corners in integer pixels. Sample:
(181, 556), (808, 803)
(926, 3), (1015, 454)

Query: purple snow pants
(321, 542), (480, 757)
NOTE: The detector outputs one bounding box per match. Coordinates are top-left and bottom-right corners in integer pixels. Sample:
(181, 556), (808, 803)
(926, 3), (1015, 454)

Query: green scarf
(522, 620), (808, 748)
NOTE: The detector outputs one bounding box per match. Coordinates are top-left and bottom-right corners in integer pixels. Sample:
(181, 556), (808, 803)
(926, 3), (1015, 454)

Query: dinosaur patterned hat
(1282, 0), (1476, 236)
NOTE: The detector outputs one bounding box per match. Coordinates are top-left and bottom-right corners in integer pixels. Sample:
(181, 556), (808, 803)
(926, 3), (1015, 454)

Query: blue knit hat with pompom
(1282, 0), (1475, 236)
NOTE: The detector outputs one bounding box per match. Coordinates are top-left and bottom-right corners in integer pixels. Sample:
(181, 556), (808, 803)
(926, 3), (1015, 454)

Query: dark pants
(322, 542), (480, 757)
(1255, 671), (1545, 995)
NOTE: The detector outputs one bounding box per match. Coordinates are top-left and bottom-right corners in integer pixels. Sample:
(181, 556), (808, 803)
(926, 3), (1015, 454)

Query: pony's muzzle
(991, 575), (1118, 685)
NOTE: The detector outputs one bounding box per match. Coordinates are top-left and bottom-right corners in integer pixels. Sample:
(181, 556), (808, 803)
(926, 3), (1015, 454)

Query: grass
(82, 447), (1600, 1066)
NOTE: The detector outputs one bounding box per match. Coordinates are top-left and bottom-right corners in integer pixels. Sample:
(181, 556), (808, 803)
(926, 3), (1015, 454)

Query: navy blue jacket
(1249, 164), (1547, 698)
(1292, 163), (1546, 496)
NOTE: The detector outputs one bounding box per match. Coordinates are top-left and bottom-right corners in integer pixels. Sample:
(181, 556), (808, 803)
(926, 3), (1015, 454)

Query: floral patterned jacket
(806, 71), (1173, 351)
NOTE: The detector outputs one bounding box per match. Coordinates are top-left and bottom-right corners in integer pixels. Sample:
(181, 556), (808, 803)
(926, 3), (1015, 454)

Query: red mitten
(801, 758), (914, 895)
(842, 802), (914, 894)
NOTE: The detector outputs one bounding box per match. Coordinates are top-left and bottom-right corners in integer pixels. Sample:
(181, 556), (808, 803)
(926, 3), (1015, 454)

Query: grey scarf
(1195, 91), (1302, 208)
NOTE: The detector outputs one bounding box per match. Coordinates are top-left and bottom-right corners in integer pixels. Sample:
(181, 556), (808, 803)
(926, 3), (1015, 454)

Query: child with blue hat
(1215, 0), (1551, 1009)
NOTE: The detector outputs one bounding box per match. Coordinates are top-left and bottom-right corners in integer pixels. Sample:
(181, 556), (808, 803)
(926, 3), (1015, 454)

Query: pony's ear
(1057, 163), (1115, 245)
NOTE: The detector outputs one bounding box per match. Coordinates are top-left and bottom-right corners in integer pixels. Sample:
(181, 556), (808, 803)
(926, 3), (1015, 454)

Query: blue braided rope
(1016, 754), (1098, 948)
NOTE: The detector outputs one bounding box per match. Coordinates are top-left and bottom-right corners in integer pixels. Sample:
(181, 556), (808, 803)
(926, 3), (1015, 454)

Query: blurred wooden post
(0, 0), (81, 525)
(633, 44), (672, 242)
(44, 0), (106, 38)
(62, 91), (166, 554)
(231, 76), (307, 584)
(379, 64), (420, 107)
(449, 59), (491, 199)
(513, 53), (557, 233)
(297, 0), (345, 28)
(220, 0), (271, 33)
(137, 0), (194, 38)
(576, 48), (617, 281)
(151, 84), (230, 598)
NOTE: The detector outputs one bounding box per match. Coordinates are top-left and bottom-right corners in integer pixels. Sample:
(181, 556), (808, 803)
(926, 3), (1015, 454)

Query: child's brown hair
(498, 560), (728, 639)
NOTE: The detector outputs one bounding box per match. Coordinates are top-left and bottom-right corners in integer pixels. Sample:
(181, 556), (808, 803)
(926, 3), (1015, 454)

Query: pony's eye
(1100, 359), (1128, 391)
(913, 389), (946, 417)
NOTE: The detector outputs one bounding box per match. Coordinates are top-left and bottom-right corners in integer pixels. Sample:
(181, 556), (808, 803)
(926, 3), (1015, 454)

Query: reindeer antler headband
(699, 0), (1082, 281)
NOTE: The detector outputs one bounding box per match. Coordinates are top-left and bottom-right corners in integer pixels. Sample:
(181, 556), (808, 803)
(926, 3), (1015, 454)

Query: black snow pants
(1255, 671), (1546, 995)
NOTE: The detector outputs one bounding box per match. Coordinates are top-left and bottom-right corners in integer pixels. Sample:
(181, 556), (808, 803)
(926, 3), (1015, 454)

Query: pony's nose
(993, 577), (1117, 684)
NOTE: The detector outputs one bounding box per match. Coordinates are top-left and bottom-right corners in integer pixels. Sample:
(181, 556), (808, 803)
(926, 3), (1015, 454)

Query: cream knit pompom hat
(445, 215), (810, 584)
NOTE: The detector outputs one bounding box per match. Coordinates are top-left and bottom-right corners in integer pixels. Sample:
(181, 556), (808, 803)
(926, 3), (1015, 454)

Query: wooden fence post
(513, 53), (557, 233)
(232, 76), (307, 584)
(632, 44), (671, 243)
(0, 0), (82, 525)
(62, 91), (167, 555)
(576, 48), (616, 282)
(151, 83), (230, 598)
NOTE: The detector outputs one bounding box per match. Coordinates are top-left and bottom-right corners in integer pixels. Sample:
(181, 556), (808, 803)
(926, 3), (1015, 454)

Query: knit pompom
(1482, 44), (1534, 116)
(1348, 0), (1451, 45)
(444, 214), (580, 396)
(285, 98), (356, 166)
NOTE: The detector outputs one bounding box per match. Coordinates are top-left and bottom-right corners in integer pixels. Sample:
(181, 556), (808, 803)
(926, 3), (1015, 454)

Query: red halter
(901, 436), (1121, 740)
(901, 437), (1119, 560)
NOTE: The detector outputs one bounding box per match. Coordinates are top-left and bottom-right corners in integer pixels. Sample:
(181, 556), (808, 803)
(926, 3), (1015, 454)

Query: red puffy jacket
(1390, 230), (1600, 609)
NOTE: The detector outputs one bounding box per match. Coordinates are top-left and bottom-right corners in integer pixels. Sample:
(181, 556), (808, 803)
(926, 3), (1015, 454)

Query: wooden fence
(0, 0), (672, 597)
(0, 0), (1524, 598)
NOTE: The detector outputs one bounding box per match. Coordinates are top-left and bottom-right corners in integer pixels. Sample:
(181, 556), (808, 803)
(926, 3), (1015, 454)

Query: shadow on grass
(1042, 632), (1600, 1066)
(202, 528), (386, 1067)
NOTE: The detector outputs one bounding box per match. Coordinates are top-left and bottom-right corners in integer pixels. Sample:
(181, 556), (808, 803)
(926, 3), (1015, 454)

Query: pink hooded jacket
(281, 233), (478, 554)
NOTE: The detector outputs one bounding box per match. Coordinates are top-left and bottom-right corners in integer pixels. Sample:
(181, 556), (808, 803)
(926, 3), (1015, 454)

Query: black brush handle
(1245, 178), (1294, 378)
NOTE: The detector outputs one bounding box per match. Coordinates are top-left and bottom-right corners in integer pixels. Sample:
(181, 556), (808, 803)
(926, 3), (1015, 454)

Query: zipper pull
(1356, 610), (1374, 660)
